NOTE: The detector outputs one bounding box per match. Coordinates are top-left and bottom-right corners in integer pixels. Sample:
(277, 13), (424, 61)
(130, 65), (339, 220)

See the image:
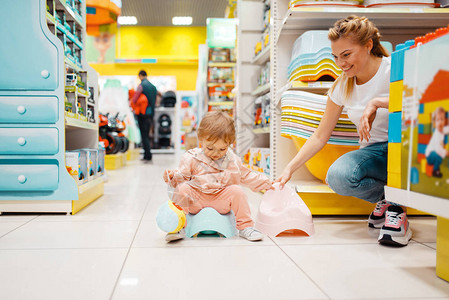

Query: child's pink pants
(172, 183), (253, 230)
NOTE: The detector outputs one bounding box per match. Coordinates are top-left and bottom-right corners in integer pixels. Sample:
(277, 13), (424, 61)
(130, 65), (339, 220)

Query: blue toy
(156, 201), (186, 233)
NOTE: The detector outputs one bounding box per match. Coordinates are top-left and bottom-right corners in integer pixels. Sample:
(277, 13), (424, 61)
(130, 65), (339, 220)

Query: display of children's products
(243, 147), (270, 176)
(401, 32), (449, 199)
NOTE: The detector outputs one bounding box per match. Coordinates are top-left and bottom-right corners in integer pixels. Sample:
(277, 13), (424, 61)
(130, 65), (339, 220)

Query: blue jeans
(426, 151), (442, 171)
(326, 142), (387, 204)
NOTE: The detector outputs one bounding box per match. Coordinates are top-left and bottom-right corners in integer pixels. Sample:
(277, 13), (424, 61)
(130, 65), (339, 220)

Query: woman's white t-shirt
(329, 56), (391, 148)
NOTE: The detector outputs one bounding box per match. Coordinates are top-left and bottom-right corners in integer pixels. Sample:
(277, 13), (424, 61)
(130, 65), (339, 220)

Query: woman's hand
(274, 166), (293, 190)
(163, 169), (174, 183)
(359, 99), (378, 142)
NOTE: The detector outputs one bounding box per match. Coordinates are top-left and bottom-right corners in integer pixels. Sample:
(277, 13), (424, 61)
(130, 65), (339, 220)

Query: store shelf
(46, 12), (55, 24)
(65, 113), (97, 130)
(253, 127), (270, 134)
(73, 176), (105, 214)
(252, 46), (270, 65)
(276, 7), (449, 42)
(155, 107), (176, 112)
(385, 186), (449, 219)
(207, 82), (235, 87)
(276, 81), (333, 105)
(208, 62), (236, 67)
(55, 0), (84, 29)
(65, 85), (89, 97)
(251, 83), (271, 96)
(64, 57), (82, 72)
(208, 101), (234, 106)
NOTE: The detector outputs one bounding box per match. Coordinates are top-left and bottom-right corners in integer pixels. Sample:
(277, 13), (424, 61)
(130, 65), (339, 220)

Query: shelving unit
(236, 0), (271, 160)
(0, 0), (103, 214)
(234, 0), (449, 214)
(270, 1), (449, 182)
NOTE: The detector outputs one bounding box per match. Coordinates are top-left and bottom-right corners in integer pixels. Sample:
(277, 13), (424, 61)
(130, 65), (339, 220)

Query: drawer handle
(17, 105), (26, 114)
(41, 69), (50, 79)
(18, 175), (27, 184)
(17, 137), (27, 146)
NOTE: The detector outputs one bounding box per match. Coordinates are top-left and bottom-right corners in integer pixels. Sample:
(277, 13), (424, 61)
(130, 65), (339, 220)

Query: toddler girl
(163, 111), (272, 242)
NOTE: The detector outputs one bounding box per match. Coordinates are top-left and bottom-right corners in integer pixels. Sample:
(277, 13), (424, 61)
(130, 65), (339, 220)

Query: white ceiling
(121, 0), (229, 26)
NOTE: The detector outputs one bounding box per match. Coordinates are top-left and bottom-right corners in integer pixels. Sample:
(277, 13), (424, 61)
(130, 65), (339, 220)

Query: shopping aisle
(0, 154), (448, 300)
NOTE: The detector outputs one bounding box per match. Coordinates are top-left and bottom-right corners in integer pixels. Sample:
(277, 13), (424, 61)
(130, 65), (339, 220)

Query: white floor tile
(0, 214), (38, 222)
(0, 220), (139, 249)
(425, 243), (437, 250)
(35, 194), (149, 222)
(133, 220), (276, 248)
(1, 154), (448, 300)
(0, 248), (127, 300)
(0, 222), (27, 237)
(408, 216), (437, 243)
(281, 243), (449, 299)
(111, 246), (328, 300)
(269, 217), (379, 246)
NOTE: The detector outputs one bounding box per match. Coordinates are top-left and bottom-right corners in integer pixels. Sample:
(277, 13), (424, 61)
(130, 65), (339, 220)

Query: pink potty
(255, 183), (315, 237)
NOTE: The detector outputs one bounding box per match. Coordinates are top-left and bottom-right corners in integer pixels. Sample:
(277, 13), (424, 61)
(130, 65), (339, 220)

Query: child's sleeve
(237, 157), (271, 192)
(169, 152), (193, 188)
(444, 125), (449, 135)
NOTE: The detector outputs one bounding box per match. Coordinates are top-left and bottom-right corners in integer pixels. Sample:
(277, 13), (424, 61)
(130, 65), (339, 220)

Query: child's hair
(432, 107), (446, 123)
(327, 15), (389, 102)
(197, 111), (236, 144)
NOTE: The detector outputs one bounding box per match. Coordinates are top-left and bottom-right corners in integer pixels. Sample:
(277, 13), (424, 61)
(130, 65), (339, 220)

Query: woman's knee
(326, 157), (357, 194)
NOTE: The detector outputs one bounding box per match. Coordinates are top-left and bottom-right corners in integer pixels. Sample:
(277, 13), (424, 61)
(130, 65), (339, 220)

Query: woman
(275, 16), (412, 247)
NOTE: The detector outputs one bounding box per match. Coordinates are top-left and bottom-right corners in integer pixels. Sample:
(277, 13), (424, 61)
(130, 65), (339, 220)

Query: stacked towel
(281, 90), (359, 146)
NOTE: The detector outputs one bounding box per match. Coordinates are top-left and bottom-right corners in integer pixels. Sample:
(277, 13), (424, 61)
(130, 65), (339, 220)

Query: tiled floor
(1, 154), (448, 300)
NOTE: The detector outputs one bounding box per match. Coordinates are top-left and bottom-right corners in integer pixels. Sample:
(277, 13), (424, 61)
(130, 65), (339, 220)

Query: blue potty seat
(185, 207), (238, 238)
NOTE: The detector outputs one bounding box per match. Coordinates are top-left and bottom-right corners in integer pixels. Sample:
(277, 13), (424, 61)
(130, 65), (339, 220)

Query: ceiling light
(118, 16), (137, 25)
(172, 16), (193, 26)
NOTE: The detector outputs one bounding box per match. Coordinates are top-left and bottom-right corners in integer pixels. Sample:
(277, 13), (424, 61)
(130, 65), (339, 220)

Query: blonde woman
(275, 16), (412, 246)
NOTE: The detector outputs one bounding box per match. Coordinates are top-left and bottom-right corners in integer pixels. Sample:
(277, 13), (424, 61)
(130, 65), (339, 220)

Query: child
(425, 107), (449, 178)
(163, 111), (272, 242)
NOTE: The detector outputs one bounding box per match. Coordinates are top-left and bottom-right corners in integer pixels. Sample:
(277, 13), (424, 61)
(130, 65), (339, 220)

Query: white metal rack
(236, 0), (271, 160)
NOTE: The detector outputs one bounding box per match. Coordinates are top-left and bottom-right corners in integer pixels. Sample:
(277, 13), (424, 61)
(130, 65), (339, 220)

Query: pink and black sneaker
(368, 199), (390, 229)
(378, 206), (412, 247)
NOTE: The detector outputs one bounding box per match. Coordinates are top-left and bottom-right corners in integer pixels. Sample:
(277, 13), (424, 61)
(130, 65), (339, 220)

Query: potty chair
(185, 207), (238, 238)
(256, 183), (314, 237)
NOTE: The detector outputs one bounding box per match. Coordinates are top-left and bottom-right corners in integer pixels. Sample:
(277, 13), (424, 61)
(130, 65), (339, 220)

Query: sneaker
(165, 228), (186, 242)
(378, 206), (412, 247)
(368, 199), (390, 229)
(432, 169), (443, 178)
(239, 227), (264, 242)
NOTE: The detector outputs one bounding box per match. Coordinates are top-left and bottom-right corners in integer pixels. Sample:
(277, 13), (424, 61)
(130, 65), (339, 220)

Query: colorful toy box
(401, 31), (449, 199)
(65, 150), (87, 185)
(97, 148), (105, 176)
(80, 149), (97, 181)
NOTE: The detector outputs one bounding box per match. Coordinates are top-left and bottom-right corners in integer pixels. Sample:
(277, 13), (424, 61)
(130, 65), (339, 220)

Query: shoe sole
(378, 227), (412, 247)
(239, 234), (264, 242)
(368, 218), (385, 229)
(165, 234), (185, 242)
(368, 222), (383, 229)
(165, 237), (183, 242)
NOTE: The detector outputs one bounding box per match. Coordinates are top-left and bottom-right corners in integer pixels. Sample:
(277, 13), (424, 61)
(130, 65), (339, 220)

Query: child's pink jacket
(169, 147), (271, 194)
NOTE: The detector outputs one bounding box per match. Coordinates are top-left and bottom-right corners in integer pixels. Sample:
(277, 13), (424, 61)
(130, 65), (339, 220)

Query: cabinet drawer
(0, 97), (58, 124)
(0, 128), (59, 155)
(0, 164), (58, 191)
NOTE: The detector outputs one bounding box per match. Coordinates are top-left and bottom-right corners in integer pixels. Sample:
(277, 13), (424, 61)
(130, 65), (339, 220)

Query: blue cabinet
(0, 0), (78, 201)
(0, 1), (59, 91)
(0, 97), (59, 124)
